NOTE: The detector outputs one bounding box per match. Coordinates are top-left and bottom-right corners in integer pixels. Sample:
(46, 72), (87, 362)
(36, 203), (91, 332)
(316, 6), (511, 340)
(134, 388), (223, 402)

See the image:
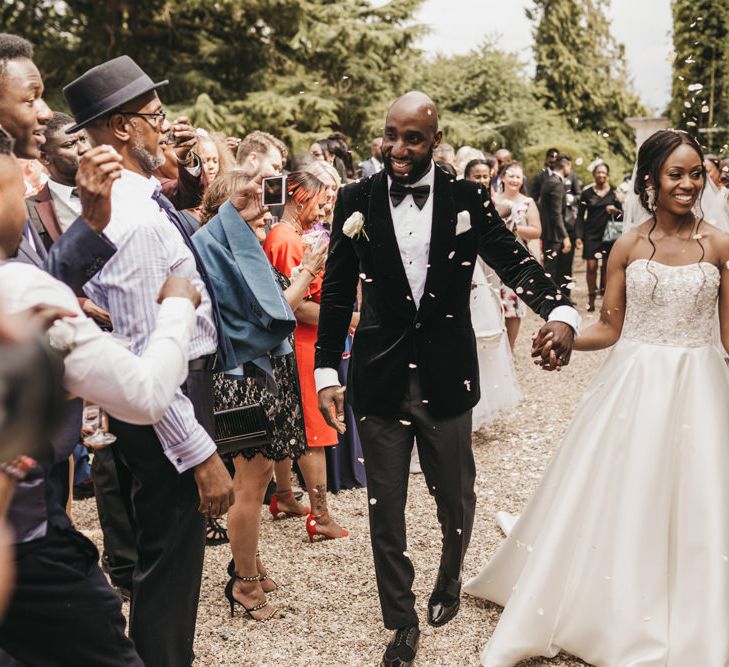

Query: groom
(316, 92), (578, 666)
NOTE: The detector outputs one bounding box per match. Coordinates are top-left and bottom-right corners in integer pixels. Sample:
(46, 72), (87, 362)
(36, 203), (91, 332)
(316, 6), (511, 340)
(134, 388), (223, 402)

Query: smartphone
(262, 175), (286, 206)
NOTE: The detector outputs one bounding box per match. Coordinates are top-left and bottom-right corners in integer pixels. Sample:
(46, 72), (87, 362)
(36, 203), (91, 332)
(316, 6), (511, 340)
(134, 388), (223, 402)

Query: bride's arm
(715, 233), (729, 354)
(573, 237), (630, 351)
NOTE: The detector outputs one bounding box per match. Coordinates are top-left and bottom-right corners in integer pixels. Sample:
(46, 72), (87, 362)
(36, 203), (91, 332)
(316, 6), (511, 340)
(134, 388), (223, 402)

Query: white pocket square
(456, 210), (472, 235)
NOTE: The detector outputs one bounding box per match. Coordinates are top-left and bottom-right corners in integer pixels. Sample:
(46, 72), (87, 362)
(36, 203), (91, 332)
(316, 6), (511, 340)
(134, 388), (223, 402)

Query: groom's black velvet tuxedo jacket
(315, 167), (567, 418)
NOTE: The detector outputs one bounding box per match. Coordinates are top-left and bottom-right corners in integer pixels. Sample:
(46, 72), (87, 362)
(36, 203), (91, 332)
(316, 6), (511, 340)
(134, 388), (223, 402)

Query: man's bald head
(386, 91), (439, 134)
(382, 91), (442, 184)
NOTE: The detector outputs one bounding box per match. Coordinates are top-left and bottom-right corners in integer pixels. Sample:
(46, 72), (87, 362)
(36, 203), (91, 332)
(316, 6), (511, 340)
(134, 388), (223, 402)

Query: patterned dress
(497, 195), (533, 319)
(213, 268), (307, 461)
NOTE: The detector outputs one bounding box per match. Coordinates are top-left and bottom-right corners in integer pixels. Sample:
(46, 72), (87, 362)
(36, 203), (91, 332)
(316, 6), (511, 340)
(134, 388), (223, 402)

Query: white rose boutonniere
(342, 211), (368, 241)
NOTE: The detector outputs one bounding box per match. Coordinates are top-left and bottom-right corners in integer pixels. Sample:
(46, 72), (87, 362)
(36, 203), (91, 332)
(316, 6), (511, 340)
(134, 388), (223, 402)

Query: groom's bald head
(382, 91), (442, 184)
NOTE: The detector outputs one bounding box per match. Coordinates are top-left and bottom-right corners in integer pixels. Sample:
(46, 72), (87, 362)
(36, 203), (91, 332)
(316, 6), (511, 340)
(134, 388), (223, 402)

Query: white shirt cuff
(314, 367), (340, 393)
(548, 305), (581, 334)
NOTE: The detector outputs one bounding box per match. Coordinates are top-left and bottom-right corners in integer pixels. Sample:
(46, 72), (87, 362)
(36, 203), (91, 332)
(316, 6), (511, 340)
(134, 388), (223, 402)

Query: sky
(413, 0), (673, 114)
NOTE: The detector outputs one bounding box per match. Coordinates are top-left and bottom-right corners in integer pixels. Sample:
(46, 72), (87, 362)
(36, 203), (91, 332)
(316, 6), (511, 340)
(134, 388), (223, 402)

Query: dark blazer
(25, 183), (63, 251)
(315, 167), (567, 419)
(159, 162), (207, 211)
(538, 173), (568, 243)
(14, 217), (115, 295)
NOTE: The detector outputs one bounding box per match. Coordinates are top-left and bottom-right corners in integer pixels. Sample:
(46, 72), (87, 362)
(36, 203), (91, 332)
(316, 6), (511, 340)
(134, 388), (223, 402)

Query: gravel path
(74, 274), (606, 666)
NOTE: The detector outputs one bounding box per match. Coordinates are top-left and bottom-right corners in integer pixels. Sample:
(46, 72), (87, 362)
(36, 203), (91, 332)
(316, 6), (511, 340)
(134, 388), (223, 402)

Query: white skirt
(465, 338), (729, 666)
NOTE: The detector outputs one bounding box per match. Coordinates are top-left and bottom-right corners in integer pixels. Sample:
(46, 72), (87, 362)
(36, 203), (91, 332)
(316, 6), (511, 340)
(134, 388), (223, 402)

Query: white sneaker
(409, 448), (422, 474)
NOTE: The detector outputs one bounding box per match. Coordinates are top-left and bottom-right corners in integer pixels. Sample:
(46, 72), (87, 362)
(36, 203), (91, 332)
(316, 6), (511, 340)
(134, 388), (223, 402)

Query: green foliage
(526, 0), (645, 162)
(669, 0), (729, 153)
(3, 0), (638, 169)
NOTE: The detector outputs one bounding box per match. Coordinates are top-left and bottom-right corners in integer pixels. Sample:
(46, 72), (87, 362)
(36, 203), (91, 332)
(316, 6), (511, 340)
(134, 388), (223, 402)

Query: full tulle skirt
(464, 338), (729, 667)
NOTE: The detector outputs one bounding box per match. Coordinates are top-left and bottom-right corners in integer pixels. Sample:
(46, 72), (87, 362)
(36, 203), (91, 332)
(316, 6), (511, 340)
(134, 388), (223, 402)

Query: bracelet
(302, 266), (317, 278)
(0, 456), (39, 482)
(176, 150), (196, 167)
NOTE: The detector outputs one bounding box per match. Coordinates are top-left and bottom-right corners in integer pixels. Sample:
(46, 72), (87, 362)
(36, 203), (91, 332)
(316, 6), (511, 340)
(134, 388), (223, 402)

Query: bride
(464, 129), (729, 666)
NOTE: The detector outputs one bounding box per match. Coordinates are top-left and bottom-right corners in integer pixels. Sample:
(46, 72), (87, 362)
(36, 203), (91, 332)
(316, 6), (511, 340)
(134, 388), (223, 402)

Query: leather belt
(188, 355), (216, 372)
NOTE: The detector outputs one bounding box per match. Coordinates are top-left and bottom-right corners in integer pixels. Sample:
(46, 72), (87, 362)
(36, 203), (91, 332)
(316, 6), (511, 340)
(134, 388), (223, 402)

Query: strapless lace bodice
(621, 259), (720, 347)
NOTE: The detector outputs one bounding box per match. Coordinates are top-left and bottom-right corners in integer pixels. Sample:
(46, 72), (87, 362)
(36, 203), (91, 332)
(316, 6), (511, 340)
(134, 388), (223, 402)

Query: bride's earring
(645, 185), (656, 212)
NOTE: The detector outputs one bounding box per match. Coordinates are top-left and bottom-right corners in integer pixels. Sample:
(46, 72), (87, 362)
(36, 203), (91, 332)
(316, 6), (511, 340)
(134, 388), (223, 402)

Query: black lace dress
(212, 269), (307, 461)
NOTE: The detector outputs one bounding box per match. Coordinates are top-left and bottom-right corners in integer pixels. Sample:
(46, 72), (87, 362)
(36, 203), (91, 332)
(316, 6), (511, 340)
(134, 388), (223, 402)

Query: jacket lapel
(367, 171), (417, 319)
(33, 185), (63, 242)
(417, 167), (457, 322)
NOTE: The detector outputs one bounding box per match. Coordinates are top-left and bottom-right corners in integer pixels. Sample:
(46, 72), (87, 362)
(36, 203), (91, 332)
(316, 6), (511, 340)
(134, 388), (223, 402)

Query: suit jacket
(315, 168), (566, 418)
(25, 183), (63, 252)
(14, 218), (115, 295)
(159, 161), (207, 211)
(359, 157), (382, 179)
(539, 174), (569, 243)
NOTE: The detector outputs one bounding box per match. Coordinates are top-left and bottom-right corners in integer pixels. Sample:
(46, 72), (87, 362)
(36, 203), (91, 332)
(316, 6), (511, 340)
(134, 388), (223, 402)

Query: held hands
(170, 116), (197, 162)
(606, 204), (620, 216)
(531, 321), (575, 371)
(76, 145), (123, 234)
(156, 275), (202, 308)
(318, 386), (347, 434)
(193, 453), (235, 517)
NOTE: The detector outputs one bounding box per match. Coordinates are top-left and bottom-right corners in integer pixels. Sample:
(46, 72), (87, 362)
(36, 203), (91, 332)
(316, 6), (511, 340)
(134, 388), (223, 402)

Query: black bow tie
(389, 182), (431, 210)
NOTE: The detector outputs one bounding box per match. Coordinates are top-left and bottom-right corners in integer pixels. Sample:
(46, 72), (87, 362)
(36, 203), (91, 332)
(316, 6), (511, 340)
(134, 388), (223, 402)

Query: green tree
(2, 0), (425, 155)
(526, 0), (644, 161)
(669, 1), (729, 153)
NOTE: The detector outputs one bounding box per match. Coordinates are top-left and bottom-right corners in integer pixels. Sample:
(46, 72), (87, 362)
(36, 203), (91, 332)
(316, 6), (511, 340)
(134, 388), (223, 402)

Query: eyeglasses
(117, 109), (168, 129)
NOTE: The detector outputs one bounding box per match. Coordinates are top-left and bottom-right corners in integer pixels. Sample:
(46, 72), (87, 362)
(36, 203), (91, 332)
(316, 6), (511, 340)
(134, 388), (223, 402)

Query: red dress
(263, 224), (338, 447)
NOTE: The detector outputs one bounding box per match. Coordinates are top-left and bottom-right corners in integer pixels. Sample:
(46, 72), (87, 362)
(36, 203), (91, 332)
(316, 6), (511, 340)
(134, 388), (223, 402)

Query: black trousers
(354, 372), (475, 629)
(543, 239), (575, 298)
(0, 526), (142, 666)
(108, 367), (213, 667)
(92, 445), (136, 589)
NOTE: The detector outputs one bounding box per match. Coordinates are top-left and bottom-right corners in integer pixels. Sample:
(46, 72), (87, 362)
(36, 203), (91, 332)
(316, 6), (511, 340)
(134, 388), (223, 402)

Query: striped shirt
(84, 169), (217, 473)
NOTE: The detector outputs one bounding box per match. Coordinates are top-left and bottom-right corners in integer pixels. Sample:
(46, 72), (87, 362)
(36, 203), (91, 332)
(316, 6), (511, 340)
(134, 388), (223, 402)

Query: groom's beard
(383, 148), (434, 185)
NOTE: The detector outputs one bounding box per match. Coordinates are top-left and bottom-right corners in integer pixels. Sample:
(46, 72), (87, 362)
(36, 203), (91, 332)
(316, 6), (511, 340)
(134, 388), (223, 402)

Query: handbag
(602, 215), (623, 243)
(213, 404), (271, 456)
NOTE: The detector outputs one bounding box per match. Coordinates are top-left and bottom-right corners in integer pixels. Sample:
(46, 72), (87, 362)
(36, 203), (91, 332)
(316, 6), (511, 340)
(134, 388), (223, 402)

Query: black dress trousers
(354, 371), (476, 630)
(109, 367), (213, 667)
(0, 526), (143, 666)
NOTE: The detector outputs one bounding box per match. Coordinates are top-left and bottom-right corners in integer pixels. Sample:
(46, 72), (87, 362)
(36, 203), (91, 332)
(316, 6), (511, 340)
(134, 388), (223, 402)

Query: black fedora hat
(63, 55), (168, 133)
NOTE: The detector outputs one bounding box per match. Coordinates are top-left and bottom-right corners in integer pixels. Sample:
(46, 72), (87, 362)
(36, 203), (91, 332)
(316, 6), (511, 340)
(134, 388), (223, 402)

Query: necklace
(281, 217), (303, 236)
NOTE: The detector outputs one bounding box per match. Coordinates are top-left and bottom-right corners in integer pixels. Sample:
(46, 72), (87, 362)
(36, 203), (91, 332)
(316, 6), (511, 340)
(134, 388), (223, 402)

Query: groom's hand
(531, 322), (575, 371)
(318, 386), (347, 434)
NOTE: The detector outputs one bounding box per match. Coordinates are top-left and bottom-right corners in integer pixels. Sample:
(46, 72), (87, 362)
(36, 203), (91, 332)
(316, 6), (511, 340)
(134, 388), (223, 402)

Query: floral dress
(497, 196), (533, 319)
(213, 268), (307, 461)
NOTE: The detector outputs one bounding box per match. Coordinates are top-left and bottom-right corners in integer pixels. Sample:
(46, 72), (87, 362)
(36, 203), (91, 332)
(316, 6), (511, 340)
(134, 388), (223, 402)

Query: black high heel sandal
(224, 573), (277, 621)
(206, 517), (228, 545)
(227, 555), (278, 591)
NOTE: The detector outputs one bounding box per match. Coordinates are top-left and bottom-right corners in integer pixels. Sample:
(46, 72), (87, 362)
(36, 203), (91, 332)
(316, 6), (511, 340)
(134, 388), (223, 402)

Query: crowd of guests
(0, 29), (673, 666)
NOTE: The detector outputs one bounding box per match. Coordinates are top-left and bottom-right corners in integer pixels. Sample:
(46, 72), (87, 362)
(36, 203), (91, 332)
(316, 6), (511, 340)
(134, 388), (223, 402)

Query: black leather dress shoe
(427, 570), (461, 627)
(380, 625), (420, 667)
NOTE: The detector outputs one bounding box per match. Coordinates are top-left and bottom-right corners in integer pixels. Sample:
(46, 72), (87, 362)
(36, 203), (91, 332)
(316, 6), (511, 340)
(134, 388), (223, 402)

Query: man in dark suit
(529, 147), (559, 201)
(316, 92), (579, 666)
(359, 137), (383, 178)
(539, 154), (572, 293)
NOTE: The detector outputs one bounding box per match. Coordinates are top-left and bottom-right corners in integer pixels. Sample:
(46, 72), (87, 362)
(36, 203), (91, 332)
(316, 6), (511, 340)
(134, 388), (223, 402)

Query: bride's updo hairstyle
(634, 129), (706, 215)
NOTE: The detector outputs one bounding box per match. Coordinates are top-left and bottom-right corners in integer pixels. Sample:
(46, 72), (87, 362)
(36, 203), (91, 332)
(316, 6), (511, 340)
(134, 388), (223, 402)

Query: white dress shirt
(0, 262), (195, 424)
(83, 169), (218, 472)
(314, 164), (581, 392)
(47, 179), (82, 233)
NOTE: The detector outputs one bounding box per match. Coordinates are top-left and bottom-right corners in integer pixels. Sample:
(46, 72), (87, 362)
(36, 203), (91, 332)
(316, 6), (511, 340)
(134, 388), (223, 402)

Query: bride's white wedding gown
(465, 259), (729, 667)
